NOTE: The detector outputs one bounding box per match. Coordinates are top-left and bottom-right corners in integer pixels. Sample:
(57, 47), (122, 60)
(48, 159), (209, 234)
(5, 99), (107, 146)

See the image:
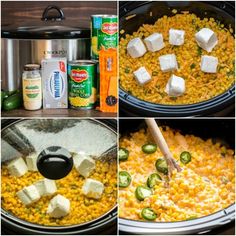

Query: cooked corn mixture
(119, 127), (235, 222)
(119, 13), (235, 105)
(2, 160), (117, 226)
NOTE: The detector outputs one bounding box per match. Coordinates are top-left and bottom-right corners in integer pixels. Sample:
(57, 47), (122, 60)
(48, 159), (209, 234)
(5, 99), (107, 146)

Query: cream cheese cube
(16, 185), (40, 205)
(201, 55), (218, 73)
(73, 153), (95, 178)
(144, 33), (165, 52)
(159, 54), (178, 72)
(26, 153), (38, 171)
(127, 37), (147, 58)
(169, 29), (185, 46)
(34, 179), (57, 197)
(165, 74), (185, 97)
(7, 157), (28, 177)
(82, 178), (104, 199)
(47, 194), (70, 218)
(133, 67), (152, 86)
(195, 28), (218, 52)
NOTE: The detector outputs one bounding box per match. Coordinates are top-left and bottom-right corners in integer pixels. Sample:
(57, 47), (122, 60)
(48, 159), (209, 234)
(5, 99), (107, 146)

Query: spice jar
(22, 64), (42, 110)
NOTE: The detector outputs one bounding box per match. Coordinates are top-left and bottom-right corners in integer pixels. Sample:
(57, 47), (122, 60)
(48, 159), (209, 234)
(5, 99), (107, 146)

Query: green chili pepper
(180, 151), (192, 164)
(155, 158), (168, 175)
(147, 173), (162, 188)
(186, 215), (198, 220)
(190, 63), (196, 69)
(119, 171), (132, 188)
(197, 47), (202, 56)
(135, 186), (152, 201)
(142, 144), (157, 154)
(119, 148), (129, 161)
(125, 67), (130, 73)
(141, 208), (157, 221)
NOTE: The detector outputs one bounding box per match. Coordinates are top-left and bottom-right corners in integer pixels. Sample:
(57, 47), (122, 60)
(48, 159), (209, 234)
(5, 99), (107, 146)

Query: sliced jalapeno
(135, 186), (152, 201)
(147, 173), (162, 188)
(180, 151), (192, 164)
(155, 158), (168, 175)
(142, 144), (157, 154)
(141, 208), (157, 221)
(119, 171), (131, 188)
(119, 148), (129, 161)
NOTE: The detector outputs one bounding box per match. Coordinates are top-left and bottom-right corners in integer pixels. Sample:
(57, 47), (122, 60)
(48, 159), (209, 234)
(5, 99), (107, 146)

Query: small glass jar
(22, 64), (42, 110)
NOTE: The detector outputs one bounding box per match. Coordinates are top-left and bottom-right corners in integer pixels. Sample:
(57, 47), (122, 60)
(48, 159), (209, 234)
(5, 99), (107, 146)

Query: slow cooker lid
(1, 119), (117, 164)
(1, 5), (90, 39)
(1, 24), (90, 39)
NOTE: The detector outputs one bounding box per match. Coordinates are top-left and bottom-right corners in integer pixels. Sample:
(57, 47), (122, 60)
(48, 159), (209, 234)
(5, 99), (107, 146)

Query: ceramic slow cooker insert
(119, 1), (235, 117)
(119, 119), (235, 235)
(1, 119), (117, 235)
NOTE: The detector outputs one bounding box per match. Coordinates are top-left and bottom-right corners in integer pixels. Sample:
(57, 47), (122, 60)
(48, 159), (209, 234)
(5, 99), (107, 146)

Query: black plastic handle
(37, 146), (73, 180)
(41, 5), (65, 21)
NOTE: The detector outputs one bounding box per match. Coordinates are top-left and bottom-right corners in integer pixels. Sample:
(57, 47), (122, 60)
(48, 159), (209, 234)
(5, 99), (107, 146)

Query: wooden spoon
(145, 118), (181, 178)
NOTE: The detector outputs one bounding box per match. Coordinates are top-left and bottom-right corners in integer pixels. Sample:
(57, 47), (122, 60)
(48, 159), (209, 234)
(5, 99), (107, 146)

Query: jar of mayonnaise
(22, 64), (42, 110)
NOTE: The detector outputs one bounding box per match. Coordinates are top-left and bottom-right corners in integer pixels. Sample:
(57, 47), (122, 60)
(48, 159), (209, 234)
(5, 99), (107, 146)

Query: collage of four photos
(1, 0), (235, 235)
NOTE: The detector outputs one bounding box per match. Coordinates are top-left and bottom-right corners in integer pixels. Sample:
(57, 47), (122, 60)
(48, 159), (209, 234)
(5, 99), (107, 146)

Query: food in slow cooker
(119, 12), (235, 105)
(2, 153), (117, 226)
(119, 126), (235, 222)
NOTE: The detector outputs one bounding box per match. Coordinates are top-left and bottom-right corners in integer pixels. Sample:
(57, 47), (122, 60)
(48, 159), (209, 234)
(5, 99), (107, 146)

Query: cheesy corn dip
(119, 127), (235, 222)
(119, 13), (235, 105)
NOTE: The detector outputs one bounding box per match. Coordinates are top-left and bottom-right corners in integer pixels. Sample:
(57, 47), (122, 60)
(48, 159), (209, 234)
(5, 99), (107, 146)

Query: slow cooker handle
(41, 5), (65, 21)
(37, 146), (73, 180)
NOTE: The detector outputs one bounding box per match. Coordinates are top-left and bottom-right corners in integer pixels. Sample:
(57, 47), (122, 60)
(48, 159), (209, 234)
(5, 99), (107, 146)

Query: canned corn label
(98, 16), (118, 50)
(68, 62), (96, 109)
(91, 15), (118, 60)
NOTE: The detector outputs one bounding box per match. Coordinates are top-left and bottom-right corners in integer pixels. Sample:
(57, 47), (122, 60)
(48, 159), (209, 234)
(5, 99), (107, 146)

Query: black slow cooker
(1, 118), (117, 235)
(119, 118), (235, 234)
(119, 1), (235, 117)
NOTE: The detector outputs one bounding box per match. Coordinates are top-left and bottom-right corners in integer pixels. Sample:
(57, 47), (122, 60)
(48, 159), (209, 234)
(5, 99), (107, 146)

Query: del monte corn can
(68, 60), (97, 109)
(91, 15), (118, 60)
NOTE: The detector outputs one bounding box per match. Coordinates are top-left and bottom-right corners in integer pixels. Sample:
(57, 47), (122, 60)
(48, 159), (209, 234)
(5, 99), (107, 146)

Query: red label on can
(71, 69), (88, 83)
(101, 22), (118, 35)
(59, 61), (66, 72)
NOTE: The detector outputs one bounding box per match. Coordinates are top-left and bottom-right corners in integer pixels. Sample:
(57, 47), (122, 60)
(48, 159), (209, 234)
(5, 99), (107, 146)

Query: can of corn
(91, 15), (118, 60)
(68, 60), (97, 109)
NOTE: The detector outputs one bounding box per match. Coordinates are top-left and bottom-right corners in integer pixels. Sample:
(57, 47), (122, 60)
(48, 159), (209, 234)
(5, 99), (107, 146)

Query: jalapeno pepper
(119, 148), (129, 161)
(155, 158), (168, 175)
(119, 171), (131, 188)
(141, 208), (157, 221)
(180, 151), (191, 164)
(142, 144), (157, 154)
(135, 186), (152, 201)
(147, 173), (162, 188)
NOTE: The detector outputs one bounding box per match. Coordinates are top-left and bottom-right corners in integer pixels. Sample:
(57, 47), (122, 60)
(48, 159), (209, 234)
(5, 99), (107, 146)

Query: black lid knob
(37, 146), (73, 180)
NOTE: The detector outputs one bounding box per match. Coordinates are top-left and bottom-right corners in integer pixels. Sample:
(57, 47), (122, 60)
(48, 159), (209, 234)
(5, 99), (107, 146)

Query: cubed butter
(169, 29), (185, 46)
(133, 67), (152, 86)
(16, 185), (40, 205)
(82, 178), (104, 199)
(200, 55), (218, 73)
(34, 178), (57, 196)
(159, 54), (178, 72)
(165, 74), (185, 97)
(127, 38), (147, 58)
(7, 157), (28, 177)
(26, 153), (38, 171)
(47, 194), (70, 218)
(144, 33), (165, 52)
(195, 28), (218, 52)
(73, 153), (95, 178)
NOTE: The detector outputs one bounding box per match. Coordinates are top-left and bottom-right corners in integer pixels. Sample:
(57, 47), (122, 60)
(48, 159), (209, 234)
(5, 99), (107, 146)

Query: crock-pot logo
(71, 69), (88, 83)
(44, 50), (67, 56)
(101, 22), (118, 35)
